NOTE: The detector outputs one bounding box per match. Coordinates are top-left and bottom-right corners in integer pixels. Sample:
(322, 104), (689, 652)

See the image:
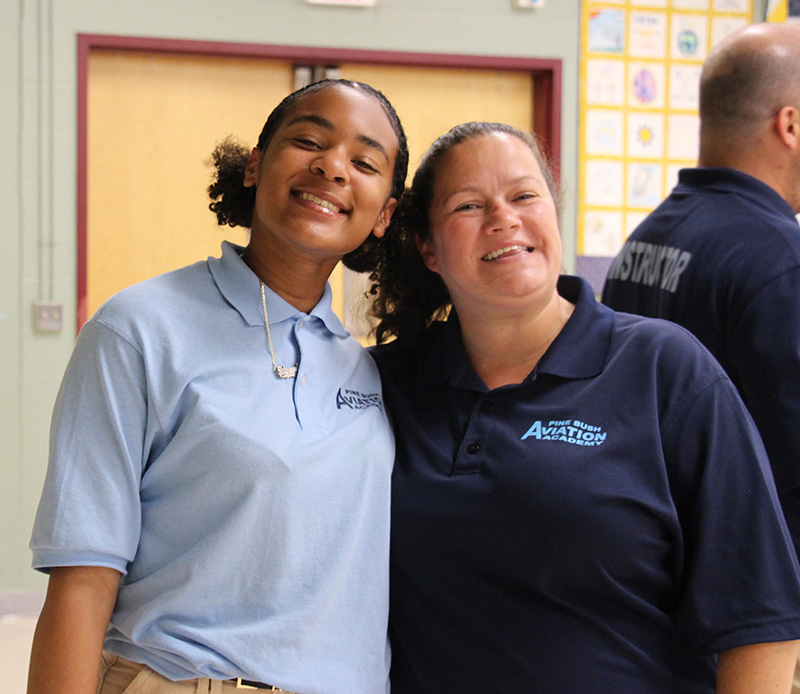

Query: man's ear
(776, 106), (800, 150)
(371, 198), (398, 238)
(415, 234), (438, 273)
(243, 148), (262, 188)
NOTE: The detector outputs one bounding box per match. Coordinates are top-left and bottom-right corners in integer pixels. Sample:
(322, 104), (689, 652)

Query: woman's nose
(486, 201), (520, 232)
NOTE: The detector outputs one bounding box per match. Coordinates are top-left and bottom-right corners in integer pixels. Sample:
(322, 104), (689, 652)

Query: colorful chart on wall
(578, 0), (752, 271)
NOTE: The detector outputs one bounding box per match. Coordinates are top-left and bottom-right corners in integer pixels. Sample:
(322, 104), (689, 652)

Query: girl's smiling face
(244, 84), (398, 266)
(418, 132), (563, 317)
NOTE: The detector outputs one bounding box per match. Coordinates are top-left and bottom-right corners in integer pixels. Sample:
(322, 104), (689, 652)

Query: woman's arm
(27, 565), (122, 694)
(716, 640), (799, 694)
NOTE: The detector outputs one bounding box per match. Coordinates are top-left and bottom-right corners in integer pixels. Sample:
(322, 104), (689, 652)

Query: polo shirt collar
(207, 241), (349, 338)
(676, 167), (797, 221)
(537, 275), (612, 379)
(432, 275), (612, 389)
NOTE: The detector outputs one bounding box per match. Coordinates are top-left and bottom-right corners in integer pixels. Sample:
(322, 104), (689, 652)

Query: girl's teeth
(299, 192), (341, 213)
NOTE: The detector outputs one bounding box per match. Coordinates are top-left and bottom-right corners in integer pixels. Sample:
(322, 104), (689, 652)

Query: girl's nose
(312, 148), (349, 184)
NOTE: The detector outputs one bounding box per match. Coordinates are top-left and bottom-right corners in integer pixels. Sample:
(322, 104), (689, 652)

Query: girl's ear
(371, 198), (398, 239)
(243, 148), (262, 188)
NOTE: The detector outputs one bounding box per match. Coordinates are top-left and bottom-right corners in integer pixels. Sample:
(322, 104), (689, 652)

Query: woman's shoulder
(369, 322), (454, 390)
(609, 309), (729, 387)
(370, 322), (449, 364)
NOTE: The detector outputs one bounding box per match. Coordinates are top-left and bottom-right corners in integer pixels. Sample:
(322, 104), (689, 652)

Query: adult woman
(28, 79), (408, 694)
(369, 122), (800, 693)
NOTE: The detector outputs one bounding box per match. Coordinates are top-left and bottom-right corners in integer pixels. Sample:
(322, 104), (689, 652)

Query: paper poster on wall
(629, 12), (668, 58)
(670, 14), (709, 61)
(585, 160), (624, 206)
(665, 164), (684, 196)
(578, 0), (752, 265)
(627, 112), (665, 158)
(584, 211), (625, 256)
(628, 62), (665, 108)
(588, 10), (626, 53)
(586, 109), (625, 156)
(667, 114), (699, 159)
(626, 211), (648, 236)
(711, 16), (749, 45)
(586, 59), (626, 105)
(671, 0), (709, 9)
(714, 0), (749, 10)
(668, 64), (701, 110)
(627, 163), (663, 208)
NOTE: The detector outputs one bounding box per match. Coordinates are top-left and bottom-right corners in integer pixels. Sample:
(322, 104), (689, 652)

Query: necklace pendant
(275, 365), (298, 379)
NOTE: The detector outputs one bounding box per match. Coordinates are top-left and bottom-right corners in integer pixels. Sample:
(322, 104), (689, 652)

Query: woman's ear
(371, 198), (398, 238)
(243, 148), (262, 188)
(415, 234), (438, 273)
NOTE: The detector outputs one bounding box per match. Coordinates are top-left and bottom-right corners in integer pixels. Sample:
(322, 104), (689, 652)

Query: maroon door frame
(76, 33), (562, 330)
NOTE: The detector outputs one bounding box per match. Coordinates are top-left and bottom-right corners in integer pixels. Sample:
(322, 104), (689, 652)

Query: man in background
(602, 23), (800, 563)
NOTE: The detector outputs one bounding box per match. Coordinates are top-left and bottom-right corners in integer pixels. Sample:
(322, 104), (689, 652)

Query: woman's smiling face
(418, 131), (562, 316)
(244, 84), (398, 265)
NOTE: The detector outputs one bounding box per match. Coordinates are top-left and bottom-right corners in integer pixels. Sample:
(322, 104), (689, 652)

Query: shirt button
(466, 442), (481, 455)
(481, 401), (495, 413)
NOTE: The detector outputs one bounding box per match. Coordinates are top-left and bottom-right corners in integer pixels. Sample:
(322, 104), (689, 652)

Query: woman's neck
(456, 293), (574, 390)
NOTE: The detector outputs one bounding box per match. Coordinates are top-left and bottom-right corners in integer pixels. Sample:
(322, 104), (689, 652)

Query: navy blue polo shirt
(373, 276), (800, 694)
(602, 168), (800, 557)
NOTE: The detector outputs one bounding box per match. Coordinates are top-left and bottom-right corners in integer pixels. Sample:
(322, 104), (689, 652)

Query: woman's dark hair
(370, 121), (561, 345)
(207, 79), (409, 272)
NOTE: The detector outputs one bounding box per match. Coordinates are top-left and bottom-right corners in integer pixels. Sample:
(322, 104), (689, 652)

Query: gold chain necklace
(260, 283), (298, 379)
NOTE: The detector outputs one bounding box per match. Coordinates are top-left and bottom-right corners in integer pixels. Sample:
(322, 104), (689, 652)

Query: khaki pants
(97, 653), (296, 694)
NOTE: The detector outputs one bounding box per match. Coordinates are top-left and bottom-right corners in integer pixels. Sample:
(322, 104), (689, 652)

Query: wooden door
(86, 50), (534, 337)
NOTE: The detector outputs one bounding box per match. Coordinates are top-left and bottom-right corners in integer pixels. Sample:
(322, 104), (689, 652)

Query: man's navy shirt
(602, 167), (800, 555)
(373, 276), (800, 694)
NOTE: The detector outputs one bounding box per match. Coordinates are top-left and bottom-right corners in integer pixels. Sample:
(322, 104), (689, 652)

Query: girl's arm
(27, 565), (122, 694)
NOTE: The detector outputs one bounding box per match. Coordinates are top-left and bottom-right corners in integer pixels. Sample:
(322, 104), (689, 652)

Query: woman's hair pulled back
(370, 121), (560, 345)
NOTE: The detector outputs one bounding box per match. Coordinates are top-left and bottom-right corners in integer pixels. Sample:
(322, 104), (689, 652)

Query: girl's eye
(294, 138), (319, 149)
(354, 160), (379, 174)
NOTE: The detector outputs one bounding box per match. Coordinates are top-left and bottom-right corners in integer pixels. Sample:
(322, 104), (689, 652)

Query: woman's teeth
(482, 245), (531, 261)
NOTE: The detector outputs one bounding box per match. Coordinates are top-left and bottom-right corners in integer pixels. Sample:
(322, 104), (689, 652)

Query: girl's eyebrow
(286, 113), (391, 164)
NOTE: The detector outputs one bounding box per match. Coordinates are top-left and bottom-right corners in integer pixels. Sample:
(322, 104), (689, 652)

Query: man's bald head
(700, 23), (800, 139)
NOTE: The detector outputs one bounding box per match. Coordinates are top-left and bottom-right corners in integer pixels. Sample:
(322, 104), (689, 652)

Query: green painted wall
(0, 0), (766, 596)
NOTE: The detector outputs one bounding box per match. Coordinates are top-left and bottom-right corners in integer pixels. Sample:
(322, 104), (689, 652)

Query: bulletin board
(578, 0), (752, 269)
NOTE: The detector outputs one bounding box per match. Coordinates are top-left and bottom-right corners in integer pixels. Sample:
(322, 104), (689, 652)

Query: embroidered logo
(336, 388), (383, 412)
(521, 419), (607, 447)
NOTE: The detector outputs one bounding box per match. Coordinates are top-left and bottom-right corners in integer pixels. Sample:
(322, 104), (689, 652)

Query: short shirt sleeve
(30, 319), (148, 573)
(664, 374), (800, 654)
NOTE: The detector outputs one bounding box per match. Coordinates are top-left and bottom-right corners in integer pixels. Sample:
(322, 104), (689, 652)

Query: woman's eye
(515, 192), (539, 202)
(454, 203), (479, 212)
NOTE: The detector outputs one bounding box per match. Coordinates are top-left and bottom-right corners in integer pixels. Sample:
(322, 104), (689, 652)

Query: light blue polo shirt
(31, 242), (394, 694)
